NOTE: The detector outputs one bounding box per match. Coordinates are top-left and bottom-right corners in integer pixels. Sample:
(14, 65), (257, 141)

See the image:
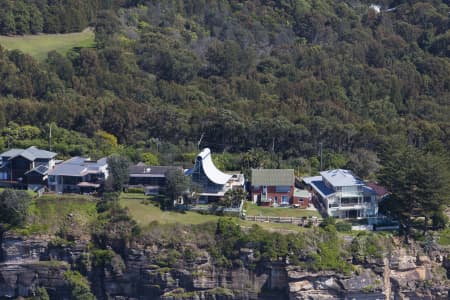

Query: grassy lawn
(15, 193), (97, 235)
(120, 193), (308, 233)
(0, 28), (95, 61)
(245, 202), (321, 218)
(119, 193), (221, 226)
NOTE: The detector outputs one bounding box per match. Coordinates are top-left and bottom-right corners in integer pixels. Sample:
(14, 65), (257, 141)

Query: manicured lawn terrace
(0, 28), (95, 61)
(245, 202), (321, 218)
(119, 193), (220, 225)
(119, 193), (312, 233)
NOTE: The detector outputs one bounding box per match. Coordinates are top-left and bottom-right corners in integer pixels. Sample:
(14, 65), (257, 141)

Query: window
(48, 175), (55, 183)
(281, 195), (289, 204)
(276, 186), (290, 193)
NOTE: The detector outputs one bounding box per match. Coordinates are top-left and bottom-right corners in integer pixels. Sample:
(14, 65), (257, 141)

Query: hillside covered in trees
(0, 0), (448, 172)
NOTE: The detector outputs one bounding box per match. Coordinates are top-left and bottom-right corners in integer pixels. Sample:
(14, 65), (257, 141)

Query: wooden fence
(244, 215), (322, 226)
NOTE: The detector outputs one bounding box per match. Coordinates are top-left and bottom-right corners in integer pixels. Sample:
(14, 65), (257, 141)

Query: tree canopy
(378, 144), (450, 242)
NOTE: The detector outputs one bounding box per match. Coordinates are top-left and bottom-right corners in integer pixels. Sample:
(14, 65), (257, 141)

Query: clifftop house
(251, 169), (310, 207)
(127, 163), (184, 195)
(303, 169), (378, 219)
(0, 146), (57, 190)
(48, 156), (108, 194)
(189, 148), (244, 203)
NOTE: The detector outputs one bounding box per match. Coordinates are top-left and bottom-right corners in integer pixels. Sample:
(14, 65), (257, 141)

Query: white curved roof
(197, 148), (232, 185)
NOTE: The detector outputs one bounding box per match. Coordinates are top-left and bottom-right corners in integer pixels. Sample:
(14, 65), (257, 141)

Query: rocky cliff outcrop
(0, 232), (449, 300)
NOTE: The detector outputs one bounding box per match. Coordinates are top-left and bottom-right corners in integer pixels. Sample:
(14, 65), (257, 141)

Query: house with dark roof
(303, 169), (378, 219)
(127, 163), (184, 195)
(251, 169), (308, 207)
(189, 148), (244, 204)
(48, 157), (108, 193)
(0, 146), (57, 190)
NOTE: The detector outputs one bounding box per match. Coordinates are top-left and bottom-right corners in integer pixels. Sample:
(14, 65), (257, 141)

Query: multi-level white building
(303, 169), (378, 219)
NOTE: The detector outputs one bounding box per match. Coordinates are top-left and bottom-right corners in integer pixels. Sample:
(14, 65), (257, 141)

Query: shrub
(336, 222), (352, 232)
(64, 271), (95, 300)
(127, 187), (145, 194)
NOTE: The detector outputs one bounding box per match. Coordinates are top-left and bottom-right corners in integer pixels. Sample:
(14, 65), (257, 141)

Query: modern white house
(188, 148), (245, 204)
(303, 169), (378, 219)
(48, 156), (109, 193)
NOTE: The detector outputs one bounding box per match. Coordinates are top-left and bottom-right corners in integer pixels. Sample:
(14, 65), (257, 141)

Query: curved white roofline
(197, 148), (231, 185)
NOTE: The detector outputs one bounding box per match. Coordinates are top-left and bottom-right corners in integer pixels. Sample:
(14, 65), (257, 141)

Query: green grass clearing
(119, 194), (221, 225)
(120, 193), (308, 233)
(0, 28), (95, 61)
(245, 202), (321, 218)
(15, 193), (98, 235)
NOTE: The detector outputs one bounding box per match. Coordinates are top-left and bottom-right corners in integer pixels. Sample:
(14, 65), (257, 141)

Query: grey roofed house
(0, 146), (57, 161)
(320, 169), (364, 187)
(128, 163), (184, 195)
(0, 146), (57, 188)
(47, 156), (109, 193)
(251, 169), (295, 186)
(48, 157), (108, 177)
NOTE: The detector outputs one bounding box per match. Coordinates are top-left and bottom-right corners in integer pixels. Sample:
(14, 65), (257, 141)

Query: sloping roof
(302, 175), (322, 185)
(320, 169), (364, 187)
(310, 180), (336, 198)
(48, 163), (87, 177)
(294, 188), (311, 198)
(1, 146), (56, 161)
(25, 165), (49, 175)
(48, 156), (107, 177)
(251, 169), (294, 186)
(196, 148), (231, 185)
(366, 183), (388, 196)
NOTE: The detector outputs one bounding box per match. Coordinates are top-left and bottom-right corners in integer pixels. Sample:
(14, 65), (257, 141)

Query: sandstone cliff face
(0, 232), (449, 300)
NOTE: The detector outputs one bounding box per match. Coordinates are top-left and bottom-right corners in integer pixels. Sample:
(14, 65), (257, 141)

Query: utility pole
(197, 132), (205, 151)
(48, 123), (52, 151)
(319, 142), (323, 171)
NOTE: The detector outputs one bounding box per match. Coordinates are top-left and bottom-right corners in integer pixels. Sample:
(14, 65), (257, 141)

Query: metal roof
(49, 156), (107, 177)
(251, 169), (294, 186)
(1, 146), (56, 161)
(25, 165), (49, 175)
(196, 148), (232, 185)
(294, 188), (311, 198)
(320, 169), (364, 187)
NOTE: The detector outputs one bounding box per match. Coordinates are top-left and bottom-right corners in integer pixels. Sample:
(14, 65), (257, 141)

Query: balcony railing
(261, 194), (271, 202)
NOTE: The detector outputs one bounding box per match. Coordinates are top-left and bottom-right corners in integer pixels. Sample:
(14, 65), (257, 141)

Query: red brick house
(293, 188), (312, 208)
(251, 169), (309, 207)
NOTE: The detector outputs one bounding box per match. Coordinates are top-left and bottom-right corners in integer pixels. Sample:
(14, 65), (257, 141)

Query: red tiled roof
(367, 182), (388, 196)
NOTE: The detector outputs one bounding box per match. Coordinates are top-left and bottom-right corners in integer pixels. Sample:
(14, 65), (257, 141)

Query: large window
(341, 197), (359, 206)
(281, 195), (289, 204)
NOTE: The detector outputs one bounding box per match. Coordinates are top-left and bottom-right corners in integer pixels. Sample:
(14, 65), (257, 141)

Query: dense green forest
(0, 0), (449, 174)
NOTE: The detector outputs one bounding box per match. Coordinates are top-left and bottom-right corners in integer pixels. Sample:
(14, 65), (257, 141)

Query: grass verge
(245, 202), (321, 218)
